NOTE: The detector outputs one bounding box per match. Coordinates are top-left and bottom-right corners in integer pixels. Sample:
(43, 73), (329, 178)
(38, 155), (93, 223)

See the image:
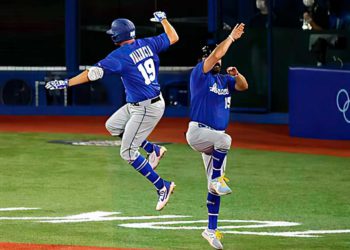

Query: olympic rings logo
(336, 89), (350, 124)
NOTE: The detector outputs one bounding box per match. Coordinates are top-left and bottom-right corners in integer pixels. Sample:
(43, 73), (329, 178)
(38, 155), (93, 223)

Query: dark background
(1, 0), (350, 112)
(0, 0), (309, 66)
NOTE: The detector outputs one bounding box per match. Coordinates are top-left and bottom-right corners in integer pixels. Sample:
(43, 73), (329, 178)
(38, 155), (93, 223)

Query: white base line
(223, 229), (350, 238)
(1, 208), (350, 238)
(0, 207), (40, 211)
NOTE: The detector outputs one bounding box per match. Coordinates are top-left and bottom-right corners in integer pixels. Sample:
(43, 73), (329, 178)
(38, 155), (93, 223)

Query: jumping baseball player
(45, 11), (179, 211)
(186, 23), (248, 249)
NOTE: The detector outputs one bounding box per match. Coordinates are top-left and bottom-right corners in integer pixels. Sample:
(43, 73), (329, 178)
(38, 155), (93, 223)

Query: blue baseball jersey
(189, 61), (236, 130)
(97, 33), (170, 103)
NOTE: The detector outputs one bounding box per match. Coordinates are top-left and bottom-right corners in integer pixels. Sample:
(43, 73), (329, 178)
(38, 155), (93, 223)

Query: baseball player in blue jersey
(46, 11), (179, 211)
(186, 23), (248, 249)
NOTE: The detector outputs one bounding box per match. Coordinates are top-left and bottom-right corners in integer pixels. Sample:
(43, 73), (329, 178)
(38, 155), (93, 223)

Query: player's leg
(201, 153), (225, 249)
(202, 153), (227, 186)
(212, 133), (231, 179)
(207, 192), (220, 230)
(106, 104), (165, 206)
(208, 132), (231, 196)
(186, 123), (214, 153)
(186, 122), (231, 163)
(141, 140), (167, 170)
(202, 153), (213, 178)
(141, 140), (155, 153)
(202, 192), (223, 250)
(140, 96), (167, 170)
(187, 125), (227, 248)
(187, 123), (231, 195)
(201, 153), (227, 249)
(105, 104), (130, 137)
(106, 104), (162, 162)
(120, 101), (174, 210)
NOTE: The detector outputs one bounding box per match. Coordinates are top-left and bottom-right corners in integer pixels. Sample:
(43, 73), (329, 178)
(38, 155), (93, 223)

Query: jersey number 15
(137, 58), (156, 85)
(225, 96), (231, 109)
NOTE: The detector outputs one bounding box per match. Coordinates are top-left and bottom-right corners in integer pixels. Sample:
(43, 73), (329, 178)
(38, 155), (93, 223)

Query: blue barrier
(289, 67), (350, 140)
(0, 68), (275, 120)
(0, 68), (191, 117)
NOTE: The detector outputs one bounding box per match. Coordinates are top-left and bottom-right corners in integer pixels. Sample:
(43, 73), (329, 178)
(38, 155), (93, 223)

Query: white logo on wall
(336, 89), (350, 123)
(1, 207), (350, 238)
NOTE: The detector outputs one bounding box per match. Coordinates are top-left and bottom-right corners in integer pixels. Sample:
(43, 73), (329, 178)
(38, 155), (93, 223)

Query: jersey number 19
(137, 58), (156, 85)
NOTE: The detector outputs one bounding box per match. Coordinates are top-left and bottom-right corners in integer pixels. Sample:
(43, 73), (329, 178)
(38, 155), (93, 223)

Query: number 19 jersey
(97, 33), (170, 103)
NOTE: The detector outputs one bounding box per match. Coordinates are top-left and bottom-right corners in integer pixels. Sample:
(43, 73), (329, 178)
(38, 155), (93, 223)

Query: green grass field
(0, 132), (350, 250)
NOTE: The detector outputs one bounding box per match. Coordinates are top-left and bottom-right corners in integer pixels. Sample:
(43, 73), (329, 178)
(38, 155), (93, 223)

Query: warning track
(0, 116), (349, 158)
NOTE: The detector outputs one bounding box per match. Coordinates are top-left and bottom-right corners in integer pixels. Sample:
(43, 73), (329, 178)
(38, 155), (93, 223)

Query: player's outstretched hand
(230, 23), (245, 41)
(227, 66), (239, 76)
(150, 11), (167, 23)
(45, 79), (69, 90)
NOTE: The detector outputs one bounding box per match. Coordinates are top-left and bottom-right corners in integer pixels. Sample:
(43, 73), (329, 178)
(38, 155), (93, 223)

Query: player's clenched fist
(150, 11), (167, 22)
(45, 79), (69, 90)
(226, 66), (239, 76)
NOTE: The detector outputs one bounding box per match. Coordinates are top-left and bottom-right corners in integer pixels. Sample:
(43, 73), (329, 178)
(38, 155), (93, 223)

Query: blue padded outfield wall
(289, 67), (350, 140)
(0, 67), (191, 117)
(0, 67), (276, 119)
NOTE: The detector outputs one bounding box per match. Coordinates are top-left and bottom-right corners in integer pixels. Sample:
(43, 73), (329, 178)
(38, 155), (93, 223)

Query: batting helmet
(106, 18), (136, 43)
(200, 45), (216, 59)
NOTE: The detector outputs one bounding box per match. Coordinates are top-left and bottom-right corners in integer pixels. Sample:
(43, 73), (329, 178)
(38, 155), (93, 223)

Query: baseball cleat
(148, 146), (167, 170)
(209, 175), (232, 196)
(202, 229), (224, 249)
(156, 181), (175, 211)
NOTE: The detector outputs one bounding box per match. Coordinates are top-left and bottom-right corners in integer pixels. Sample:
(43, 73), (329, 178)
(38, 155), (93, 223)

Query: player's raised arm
(203, 23), (245, 73)
(151, 11), (179, 45)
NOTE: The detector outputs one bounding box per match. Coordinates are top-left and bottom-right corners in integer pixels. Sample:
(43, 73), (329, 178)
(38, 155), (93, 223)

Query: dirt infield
(0, 242), (149, 250)
(0, 115), (349, 158)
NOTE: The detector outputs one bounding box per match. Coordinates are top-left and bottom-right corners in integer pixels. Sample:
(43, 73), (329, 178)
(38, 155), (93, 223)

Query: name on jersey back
(129, 46), (154, 64)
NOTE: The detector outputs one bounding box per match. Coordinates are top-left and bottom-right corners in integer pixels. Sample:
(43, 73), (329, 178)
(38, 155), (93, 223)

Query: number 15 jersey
(189, 61), (236, 131)
(96, 33), (170, 103)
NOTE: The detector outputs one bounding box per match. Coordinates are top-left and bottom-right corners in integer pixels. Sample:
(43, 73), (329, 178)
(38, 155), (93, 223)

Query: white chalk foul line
(0, 207), (40, 211)
(0, 210), (189, 223)
(118, 220), (350, 238)
(1, 208), (350, 238)
(41, 214), (190, 223)
(118, 219), (300, 230)
(222, 229), (350, 238)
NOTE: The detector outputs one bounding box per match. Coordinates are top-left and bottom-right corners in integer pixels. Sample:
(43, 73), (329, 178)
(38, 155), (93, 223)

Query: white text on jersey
(129, 46), (154, 64)
(209, 83), (229, 95)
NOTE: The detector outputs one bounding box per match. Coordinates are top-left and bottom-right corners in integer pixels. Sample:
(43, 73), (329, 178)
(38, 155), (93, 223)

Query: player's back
(97, 33), (170, 103)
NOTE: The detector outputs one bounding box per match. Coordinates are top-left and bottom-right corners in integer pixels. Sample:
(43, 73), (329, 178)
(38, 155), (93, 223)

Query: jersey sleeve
(190, 61), (208, 87)
(226, 75), (236, 92)
(144, 33), (171, 54)
(96, 55), (122, 75)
